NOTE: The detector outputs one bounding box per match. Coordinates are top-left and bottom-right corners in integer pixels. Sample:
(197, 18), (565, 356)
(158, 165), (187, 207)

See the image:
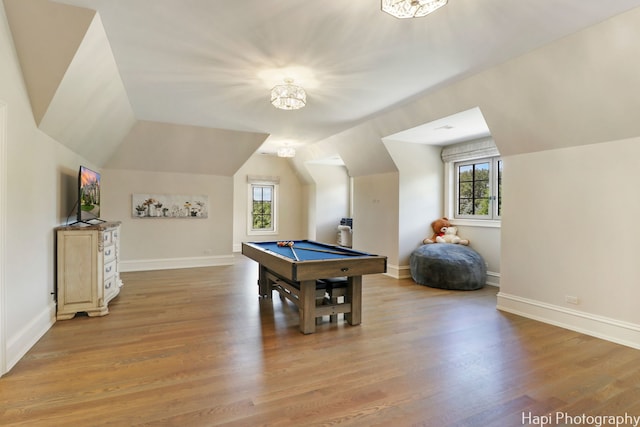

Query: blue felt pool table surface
(255, 240), (371, 261)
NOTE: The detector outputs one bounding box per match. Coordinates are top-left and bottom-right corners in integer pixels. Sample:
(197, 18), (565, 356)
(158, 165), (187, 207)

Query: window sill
(450, 219), (501, 229)
(248, 230), (278, 236)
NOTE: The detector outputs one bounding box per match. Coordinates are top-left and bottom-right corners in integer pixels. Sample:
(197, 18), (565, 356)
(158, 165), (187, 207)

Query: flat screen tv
(77, 166), (102, 223)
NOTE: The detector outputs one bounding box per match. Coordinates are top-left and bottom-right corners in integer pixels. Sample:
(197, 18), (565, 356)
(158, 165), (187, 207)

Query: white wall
(498, 138), (640, 348)
(101, 169), (234, 271)
(455, 224), (501, 286)
(304, 182), (316, 241)
(306, 163), (350, 245)
(233, 154), (305, 251)
(352, 172), (400, 266)
(384, 140), (443, 276)
(0, 4), (94, 373)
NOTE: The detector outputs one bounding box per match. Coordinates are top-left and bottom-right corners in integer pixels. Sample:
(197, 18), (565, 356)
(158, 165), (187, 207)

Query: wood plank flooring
(1, 255), (640, 426)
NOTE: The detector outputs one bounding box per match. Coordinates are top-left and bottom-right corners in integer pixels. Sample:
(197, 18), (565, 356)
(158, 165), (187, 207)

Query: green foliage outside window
(252, 200), (272, 229)
(456, 157), (502, 219)
(252, 185), (273, 230)
(458, 162), (490, 215)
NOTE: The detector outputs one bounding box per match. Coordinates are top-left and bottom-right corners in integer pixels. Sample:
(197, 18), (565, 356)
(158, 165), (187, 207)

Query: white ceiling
(383, 106), (490, 146)
(52, 0), (640, 154)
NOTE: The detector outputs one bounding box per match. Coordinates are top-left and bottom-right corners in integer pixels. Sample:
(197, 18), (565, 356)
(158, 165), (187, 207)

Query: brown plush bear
(422, 217), (469, 245)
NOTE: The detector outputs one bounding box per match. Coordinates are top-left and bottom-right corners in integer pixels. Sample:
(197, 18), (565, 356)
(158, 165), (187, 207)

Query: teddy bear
(436, 226), (469, 245)
(422, 217), (450, 244)
(422, 217), (469, 245)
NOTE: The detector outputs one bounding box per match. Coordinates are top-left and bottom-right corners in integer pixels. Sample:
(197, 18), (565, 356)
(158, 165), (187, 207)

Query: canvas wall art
(132, 194), (208, 218)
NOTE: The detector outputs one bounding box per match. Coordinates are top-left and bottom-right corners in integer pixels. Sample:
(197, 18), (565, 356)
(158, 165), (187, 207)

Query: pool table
(242, 240), (387, 334)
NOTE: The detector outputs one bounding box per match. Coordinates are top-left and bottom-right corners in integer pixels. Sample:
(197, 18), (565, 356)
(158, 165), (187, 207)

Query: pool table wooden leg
(257, 265), (272, 298)
(345, 276), (362, 326)
(299, 280), (317, 334)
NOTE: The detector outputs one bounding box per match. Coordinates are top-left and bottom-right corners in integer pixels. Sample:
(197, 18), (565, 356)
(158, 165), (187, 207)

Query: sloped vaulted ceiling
(4, 0), (136, 166)
(4, 0), (266, 174)
(6, 0), (640, 175)
(105, 120), (268, 176)
(4, 0), (94, 126)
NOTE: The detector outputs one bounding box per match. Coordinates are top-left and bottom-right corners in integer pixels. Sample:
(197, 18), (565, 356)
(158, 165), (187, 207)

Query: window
(247, 175), (279, 235)
(251, 184), (274, 231)
(442, 137), (501, 224)
(455, 157), (502, 219)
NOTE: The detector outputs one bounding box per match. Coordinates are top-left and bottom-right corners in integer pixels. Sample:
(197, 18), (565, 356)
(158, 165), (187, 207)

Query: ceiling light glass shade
(277, 146), (296, 158)
(271, 79), (306, 110)
(381, 0), (447, 19)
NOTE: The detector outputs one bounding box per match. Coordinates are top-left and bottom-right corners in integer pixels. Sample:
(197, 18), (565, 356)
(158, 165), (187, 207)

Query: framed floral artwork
(132, 194), (208, 218)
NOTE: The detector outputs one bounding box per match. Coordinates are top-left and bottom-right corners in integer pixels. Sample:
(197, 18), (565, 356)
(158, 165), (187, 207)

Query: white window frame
(453, 156), (502, 221)
(247, 177), (278, 236)
(443, 138), (501, 228)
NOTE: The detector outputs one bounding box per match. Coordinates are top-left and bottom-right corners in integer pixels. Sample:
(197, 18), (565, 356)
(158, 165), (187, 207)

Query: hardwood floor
(2, 255), (640, 426)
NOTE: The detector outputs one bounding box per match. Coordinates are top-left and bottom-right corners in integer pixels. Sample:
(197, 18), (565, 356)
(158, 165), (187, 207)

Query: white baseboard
(486, 271), (500, 287)
(120, 254), (235, 272)
(385, 263), (409, 279)
(6, 301), (56, 373)
(497, 292), (640, 350)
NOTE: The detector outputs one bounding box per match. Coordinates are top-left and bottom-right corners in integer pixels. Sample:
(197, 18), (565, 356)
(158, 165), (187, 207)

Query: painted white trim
(120, 254), (235, 272)
(485, 271), (500, 287)
(450, 219), (501, 228)
(385, 263), (407, 279)
(0, 101), (7, 376)
(247, 182), (278, 235)
(497, 292), (640, 350)
(6, 302), (56, 372)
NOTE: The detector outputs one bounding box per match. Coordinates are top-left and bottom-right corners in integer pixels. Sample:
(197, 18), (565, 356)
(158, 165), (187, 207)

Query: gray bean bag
(410, 244), (486, 290)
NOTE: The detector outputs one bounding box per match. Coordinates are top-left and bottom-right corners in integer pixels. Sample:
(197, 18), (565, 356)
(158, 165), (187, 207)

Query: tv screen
(77, 166), (101, 223)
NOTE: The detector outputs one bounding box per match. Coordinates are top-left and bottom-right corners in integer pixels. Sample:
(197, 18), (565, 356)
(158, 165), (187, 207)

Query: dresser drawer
(104, 259), (117, 279)
(104, 275), (118, 300)
(104, 274), (116, 291)
(102, 229), (114, 246)
(104, 244), (116, 263)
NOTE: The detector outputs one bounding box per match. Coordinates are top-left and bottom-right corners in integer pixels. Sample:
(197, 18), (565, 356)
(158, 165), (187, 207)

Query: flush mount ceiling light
(271, 78), (306, 110)
(381, 0), (447, 19)
(277, 146), (296, 158)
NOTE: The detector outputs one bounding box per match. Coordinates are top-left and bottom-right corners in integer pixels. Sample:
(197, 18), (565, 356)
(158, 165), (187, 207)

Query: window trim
(453, 156), (502, 221)
(247, 181), (278, 236)
(443, 143), (502, 228)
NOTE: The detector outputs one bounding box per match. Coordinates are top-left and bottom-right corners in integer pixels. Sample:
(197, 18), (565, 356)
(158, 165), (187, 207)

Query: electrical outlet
(565, 295), (579, 305)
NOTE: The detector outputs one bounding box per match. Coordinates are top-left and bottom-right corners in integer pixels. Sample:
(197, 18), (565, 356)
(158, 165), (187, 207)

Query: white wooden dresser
(55, 221), (122, 320)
